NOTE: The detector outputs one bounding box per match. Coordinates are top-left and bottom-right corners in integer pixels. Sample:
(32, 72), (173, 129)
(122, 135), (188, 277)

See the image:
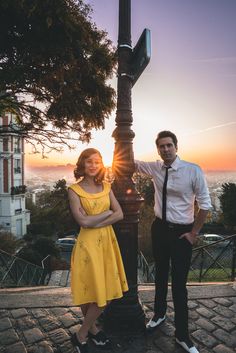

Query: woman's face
(84, 153), (103, 177)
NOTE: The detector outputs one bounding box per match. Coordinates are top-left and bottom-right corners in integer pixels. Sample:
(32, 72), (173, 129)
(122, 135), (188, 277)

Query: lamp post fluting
(103, 0), (145, 333)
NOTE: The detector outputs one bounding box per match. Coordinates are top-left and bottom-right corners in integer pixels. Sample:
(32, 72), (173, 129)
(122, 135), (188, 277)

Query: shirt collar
(160, 155), (180, 171)
(170, 155), (180, 170)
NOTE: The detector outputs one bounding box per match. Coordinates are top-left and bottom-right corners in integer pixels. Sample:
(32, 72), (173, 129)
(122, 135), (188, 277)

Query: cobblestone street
(0, 283), (235, 353)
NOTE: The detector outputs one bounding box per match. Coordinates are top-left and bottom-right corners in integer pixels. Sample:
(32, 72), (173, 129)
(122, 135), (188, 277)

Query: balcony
(0, 123), (23, 135)
(11, 185), (27, 195)
(14, 167), (21, 174)
(15, 208), (22, 215)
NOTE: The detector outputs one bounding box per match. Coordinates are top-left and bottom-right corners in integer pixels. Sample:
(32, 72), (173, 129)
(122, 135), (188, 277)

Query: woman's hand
(93, 191), (123, 228)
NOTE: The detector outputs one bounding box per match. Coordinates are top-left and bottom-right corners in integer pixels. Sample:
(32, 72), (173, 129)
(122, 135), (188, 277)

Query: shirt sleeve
(135, 160), (156, 176)
(193, 167), (212, 210)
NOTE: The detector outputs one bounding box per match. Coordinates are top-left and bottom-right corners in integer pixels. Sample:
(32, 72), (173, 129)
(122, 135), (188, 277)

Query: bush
(0, 231), (21, 254)
(138, 204), (155, 261)
(32, 237), (60, 259)
(17, 247), (42, 266)
(219, 183), (236, 230)
(50, 256), (70, 271)
(17, 236), (60, 266)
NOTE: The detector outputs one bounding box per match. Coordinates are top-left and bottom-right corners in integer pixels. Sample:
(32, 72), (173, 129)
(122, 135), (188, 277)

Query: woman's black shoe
(88, 331), (111, 349)
(71, 332), (88, 353)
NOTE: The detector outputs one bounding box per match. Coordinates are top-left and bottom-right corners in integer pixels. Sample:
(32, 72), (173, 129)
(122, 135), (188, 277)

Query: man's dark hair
(155, 130), (178, 148)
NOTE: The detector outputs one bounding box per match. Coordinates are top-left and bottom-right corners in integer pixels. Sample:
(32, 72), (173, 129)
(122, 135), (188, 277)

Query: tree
(17, 247), (42, 266)
(133, 173), (155, 259)
(27, 179), (79, 237)
(0, 0), (116, 152)
(134, 173), (154, 206)
(0, 230), (21, 254)
(219, 183), (236, 230)
(17, 236), (60, 265)
(32, 237), (60, 259)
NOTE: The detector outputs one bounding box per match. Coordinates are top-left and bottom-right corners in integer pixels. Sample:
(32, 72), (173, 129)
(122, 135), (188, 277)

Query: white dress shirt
(135, 156), (212, 224)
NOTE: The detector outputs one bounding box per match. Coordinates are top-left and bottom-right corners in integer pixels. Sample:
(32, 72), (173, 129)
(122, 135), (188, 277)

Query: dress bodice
(69, 181), (111, 215)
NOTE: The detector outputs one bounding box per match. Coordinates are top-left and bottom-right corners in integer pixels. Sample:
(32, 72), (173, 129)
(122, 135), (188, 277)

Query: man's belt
(156, 217), (193, 230)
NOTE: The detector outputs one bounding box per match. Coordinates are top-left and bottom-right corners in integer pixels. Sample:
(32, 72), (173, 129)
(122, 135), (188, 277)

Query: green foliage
(134, 173), (154, 206)
(17, 247), (42, 266)
(188, 268), (232, 282)
(0, 0), (116, 150)
(0, 231), (20, 254)
(17, 236), (60, 265)
(219, 183), (236, 228)
(133, 173), (155, 259)
(32, 237), (60, 259)
(138, 204), (155, 261)
(27, 179), (79, 237)
(27, 222), (55, 237)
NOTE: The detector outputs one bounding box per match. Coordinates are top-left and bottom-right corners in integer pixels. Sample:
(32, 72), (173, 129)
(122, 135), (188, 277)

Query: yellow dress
(69, 181), (128, 307)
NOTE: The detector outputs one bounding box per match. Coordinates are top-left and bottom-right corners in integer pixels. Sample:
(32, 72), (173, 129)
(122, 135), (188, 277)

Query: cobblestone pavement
(0, 283), (235, 353)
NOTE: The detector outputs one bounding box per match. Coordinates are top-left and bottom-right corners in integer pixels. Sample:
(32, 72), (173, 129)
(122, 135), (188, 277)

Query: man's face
(157, 137), (177, 165)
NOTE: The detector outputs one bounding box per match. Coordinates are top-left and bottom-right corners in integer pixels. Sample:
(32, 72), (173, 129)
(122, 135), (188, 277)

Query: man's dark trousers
(151, 217), (193, 339)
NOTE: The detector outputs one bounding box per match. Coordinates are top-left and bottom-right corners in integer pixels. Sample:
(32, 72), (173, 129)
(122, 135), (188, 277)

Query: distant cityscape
(205, 170), (236, 219)
(25, 165), (236, 221)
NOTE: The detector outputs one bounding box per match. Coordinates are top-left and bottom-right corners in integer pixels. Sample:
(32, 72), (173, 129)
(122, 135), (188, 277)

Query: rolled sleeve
(135, 160), (155, 176)
(193, 168), (212, 210)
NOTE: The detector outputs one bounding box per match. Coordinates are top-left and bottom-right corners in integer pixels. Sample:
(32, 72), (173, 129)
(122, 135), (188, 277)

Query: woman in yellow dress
(68, 148), (128, 353)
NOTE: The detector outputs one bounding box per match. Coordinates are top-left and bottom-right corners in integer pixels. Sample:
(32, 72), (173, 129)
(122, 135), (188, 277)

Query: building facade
(0, 112), (30, 237)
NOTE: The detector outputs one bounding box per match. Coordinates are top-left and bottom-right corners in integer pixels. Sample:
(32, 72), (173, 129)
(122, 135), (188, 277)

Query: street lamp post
(103, 0), (146, 333)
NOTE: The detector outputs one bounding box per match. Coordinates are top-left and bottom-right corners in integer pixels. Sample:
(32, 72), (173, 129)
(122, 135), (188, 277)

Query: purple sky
(27, 0), (236, 170)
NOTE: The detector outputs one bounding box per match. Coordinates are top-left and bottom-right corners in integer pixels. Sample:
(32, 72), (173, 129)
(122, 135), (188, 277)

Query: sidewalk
(0, 283), (236, 353)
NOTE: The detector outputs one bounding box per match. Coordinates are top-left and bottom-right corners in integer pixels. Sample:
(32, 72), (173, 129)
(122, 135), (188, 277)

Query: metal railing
(138, 234), (236, 283)
(138, 251), (154, 282)
(14, 167), (21, 174)
(11, 185), (27, 195)
(190, 234), (236, 282)
(0, 249), (50, 288)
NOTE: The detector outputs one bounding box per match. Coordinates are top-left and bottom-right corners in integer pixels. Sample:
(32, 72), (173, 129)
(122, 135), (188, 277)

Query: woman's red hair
(74, 148), (105, 183)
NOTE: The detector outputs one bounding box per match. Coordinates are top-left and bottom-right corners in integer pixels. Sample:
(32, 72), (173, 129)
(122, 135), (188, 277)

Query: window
(3, 138), (9, 152)
(14, 137), (21, 153)
(15, 198), (22, 214)
(14, 159), (21, 173)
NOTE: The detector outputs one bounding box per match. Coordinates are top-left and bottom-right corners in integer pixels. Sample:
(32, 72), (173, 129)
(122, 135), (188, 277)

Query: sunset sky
(26, 0), (236, 171)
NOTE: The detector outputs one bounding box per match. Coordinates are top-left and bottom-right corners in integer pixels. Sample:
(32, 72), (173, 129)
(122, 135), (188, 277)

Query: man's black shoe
(71, 333), (88, 353)
(175, 336), (199, 353)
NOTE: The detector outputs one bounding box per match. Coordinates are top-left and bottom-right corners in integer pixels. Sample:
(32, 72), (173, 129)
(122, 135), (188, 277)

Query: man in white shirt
(135, 131), (211, 353)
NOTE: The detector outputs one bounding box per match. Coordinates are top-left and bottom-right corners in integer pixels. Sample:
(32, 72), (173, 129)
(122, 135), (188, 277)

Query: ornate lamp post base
(104, 286), (145, 333)
(103, 178), (145, 332)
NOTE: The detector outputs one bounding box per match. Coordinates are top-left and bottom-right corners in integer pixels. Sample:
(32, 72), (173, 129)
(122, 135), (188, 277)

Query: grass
(188, 268), (233, 282)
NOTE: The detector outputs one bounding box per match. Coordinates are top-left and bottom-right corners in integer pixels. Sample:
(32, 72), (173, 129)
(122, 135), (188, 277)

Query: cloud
(183, 121), (236, 136)
(198, 121), (236, 132)
(195, 57), (236, 64)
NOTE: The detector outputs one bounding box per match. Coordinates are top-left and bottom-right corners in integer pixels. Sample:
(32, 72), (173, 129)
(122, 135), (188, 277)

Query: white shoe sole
(176, 338), (199, 353)
(146, 315), (166, 329)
